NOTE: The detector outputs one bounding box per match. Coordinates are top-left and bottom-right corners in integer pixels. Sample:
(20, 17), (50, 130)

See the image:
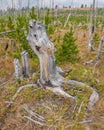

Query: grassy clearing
(0, 8), (104, 130)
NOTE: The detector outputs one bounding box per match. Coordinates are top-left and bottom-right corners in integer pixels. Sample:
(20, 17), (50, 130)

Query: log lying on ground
(26, 20), (99, 110)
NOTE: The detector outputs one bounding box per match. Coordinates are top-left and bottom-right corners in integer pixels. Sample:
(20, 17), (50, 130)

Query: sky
(0, 0), (104, 10)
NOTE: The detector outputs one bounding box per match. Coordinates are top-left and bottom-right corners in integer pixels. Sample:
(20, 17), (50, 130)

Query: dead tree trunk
(21, 50), (30, 77)
(13, 58), (23, 79)
(27, 20), (99, 110)
(88, 0), (96, 51)
(27, 20), (64, 87)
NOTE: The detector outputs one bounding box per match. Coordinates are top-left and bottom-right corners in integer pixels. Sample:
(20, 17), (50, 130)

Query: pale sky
(0, 0), (104, 10)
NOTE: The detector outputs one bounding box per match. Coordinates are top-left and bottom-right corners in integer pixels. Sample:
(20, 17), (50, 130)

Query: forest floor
(0, 26), (104, 130)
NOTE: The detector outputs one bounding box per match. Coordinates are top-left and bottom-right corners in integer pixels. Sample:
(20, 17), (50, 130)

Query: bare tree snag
(13, 58), (23, 79)
(88, 0), (96, 51)
(27, 20), (99, 110)
(21, 50), (30, 77)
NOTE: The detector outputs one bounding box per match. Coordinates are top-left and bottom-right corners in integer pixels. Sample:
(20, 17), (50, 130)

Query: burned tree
(26, 20), (99, 110)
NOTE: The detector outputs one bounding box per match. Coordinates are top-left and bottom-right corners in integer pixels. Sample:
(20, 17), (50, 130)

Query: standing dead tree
(26, 20), (99, 110)
(88, 0), (96, 51)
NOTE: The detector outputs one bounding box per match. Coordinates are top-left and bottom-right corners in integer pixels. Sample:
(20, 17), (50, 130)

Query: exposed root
(68, 80), (99, 110)
(46, 86), (75, 99)
(10, 79), (99, 111)
(12, 84), (37, 101)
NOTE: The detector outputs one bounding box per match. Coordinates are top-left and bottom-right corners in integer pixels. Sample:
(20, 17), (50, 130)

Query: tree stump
(26, 20), (99, 110)
(21, 50), (30, 77)
(27, 20), (65, 87)
(13, 58), (23, 79)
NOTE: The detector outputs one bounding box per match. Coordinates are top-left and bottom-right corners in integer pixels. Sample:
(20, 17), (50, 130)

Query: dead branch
(0, 28), (26, 35)
(23, 104), (45, 122)
(12, 84), (37, 101)
(24, 116), (44, 126)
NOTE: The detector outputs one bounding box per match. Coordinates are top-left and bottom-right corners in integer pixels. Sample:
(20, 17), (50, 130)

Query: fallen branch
(24, 116), (44, 126)
(80, 119), (92, 124)
(12, 84), (37, 101)
(23, 105), (45, 122)
(0, 28), (26, 35)
(0, 79), (11, 87)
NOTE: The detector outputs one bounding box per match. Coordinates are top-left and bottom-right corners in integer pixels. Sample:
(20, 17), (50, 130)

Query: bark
(27, 20), (99, 110)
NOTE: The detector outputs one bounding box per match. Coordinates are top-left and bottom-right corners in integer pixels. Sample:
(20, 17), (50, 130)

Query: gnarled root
(67, 80), (99, 110)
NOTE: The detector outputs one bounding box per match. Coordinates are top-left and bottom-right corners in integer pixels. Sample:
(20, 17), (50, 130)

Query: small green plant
(93, 33), (100, 46)
(56, 29), (79, 63)
(30, 7), (37, 19)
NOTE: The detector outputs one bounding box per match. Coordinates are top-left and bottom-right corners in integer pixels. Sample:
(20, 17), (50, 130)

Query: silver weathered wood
(88, 0), (96, 51)
(27, 20), (99, 110)
(27, 20), (63, 87)
(13, 58), (23, 79)
(21, 50), (30, 77)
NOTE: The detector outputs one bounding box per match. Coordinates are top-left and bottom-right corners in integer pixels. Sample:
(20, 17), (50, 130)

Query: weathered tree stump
(27, 20), (65, 87)
(13, 58), (23, 79)
(26, 20), (99, 110)
(21, 50), (30, 77)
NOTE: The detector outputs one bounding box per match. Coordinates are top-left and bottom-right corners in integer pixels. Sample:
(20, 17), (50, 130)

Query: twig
(0, 28), (26, 35)
(0, 80), (11, 87)
(80, 119), (92, 124)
